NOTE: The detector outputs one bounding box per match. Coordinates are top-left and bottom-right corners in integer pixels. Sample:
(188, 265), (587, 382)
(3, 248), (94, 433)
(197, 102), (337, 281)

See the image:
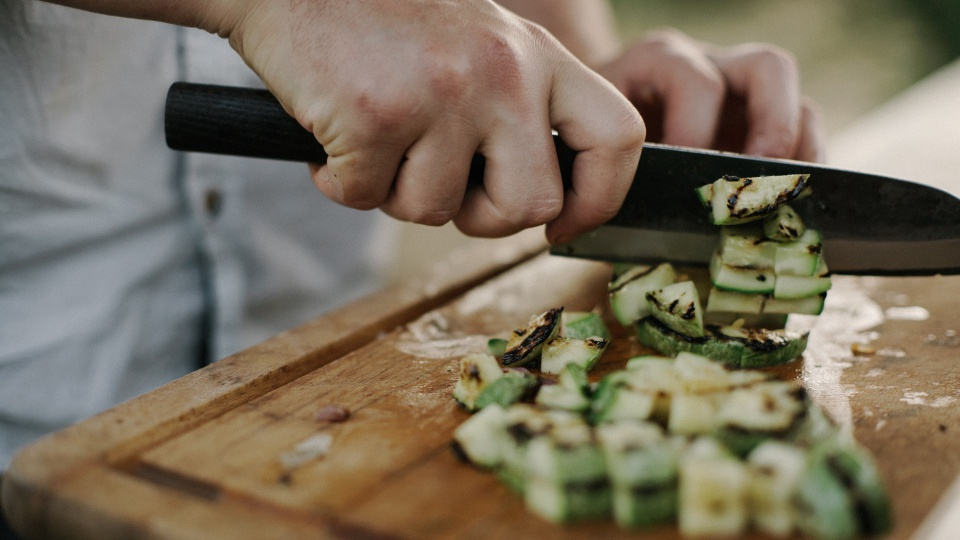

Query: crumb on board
(279, 433), (334, 470)
(314, 404), (351, 423)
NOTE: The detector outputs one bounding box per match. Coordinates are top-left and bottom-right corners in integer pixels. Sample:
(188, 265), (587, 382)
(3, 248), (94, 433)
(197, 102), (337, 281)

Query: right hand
(206, 0), (644, 243)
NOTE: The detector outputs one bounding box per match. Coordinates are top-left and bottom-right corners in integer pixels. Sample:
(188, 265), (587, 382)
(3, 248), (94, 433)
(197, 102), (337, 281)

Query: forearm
(38, 0), (243, 35)
(496, 0), (621, 67)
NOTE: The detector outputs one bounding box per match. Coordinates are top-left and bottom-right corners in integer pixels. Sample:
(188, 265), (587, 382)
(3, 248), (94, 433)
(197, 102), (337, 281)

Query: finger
(379, 128), (479, 226)
(453, 120), (564, 238)
(793, 98), (826, 163)
(545, 62), (645, 245)
(711, 44), (802, 158)
(642, 32), (726, 149)
(603, 31), (724, 149)
(310, 143), (406, 211)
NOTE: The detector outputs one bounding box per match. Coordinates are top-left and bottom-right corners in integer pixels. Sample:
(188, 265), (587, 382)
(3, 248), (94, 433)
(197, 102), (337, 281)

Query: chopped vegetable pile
(447, 174), (891, 539)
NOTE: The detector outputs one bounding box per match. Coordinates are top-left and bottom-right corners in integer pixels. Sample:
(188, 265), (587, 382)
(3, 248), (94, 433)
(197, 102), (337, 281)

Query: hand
(595, 29), (824, 162)
(215, 0), (645, 242)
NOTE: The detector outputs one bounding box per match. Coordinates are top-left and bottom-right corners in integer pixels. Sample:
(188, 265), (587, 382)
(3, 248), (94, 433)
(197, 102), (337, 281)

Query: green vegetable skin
(447, 173), (890, 538)
(450, 351), (892, 538)
(635, 317), (809, 368)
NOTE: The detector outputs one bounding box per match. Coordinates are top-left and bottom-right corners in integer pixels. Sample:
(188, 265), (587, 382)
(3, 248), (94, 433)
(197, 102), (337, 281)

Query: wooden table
(4, 61), (960, 540)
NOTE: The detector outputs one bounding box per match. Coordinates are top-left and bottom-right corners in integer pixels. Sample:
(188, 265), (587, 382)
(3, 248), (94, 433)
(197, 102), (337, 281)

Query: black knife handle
(164, 82), (575, 187)
(165, 82), (328, 162)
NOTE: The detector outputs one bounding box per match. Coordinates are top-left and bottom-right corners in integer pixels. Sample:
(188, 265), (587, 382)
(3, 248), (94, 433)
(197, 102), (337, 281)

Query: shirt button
(204, 189), (223, 217)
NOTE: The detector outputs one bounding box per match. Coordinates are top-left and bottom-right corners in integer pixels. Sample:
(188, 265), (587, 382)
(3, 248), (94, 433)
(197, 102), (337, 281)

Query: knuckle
(642, 27), (686, 50)
(351, 90), (420, 139)
(476, 28), (526, 93)
(746, 45), (798, 76)
(614, 107), (647, 153)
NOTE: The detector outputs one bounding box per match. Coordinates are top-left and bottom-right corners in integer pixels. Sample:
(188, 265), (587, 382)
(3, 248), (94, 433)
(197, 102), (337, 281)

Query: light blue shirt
(0, 2), (391, 467)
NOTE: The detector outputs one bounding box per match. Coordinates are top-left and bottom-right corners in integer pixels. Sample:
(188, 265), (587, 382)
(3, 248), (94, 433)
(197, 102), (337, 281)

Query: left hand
(595, 29), (824, 162)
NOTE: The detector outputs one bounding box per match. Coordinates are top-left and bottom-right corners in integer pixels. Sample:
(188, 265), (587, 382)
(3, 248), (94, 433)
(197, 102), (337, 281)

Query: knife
(164, 82), (960, 275)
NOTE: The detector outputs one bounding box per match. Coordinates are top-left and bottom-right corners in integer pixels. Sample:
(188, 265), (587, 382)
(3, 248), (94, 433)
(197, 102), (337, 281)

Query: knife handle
(164, 82), (575, 187)
(165, 82), (328, 162)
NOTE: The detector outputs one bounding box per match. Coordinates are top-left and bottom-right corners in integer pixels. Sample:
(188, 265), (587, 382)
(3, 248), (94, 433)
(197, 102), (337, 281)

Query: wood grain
(3, 236), (959, 539)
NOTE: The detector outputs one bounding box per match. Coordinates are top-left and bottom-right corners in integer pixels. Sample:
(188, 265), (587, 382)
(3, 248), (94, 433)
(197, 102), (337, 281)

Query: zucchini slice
(678, 454), (750, 537)
(763, 293), (826, 316)
(609, 263), (677, 326)
(451, 353), (504, 411)
(774, 228), (823, 276)
(502, 307), (563, 367)
(596, 421), (679, 529)
(804, 440), (894, 538)
(705, 287), (764, 315)
(487, 337), (508, 357)
(746, 441), (807, 537)
(452, 403), (511, 468)
(524, 476), (612, 524)
(540, 336), (608, 375)
(762, 204), (806, 242)
(668, 392), (724, 435)
(646, 280), (704, 338)
(694, 183), (714, 209)
(535, 363), (592, 412)
(474, 369), (540, 410)
(708, 174), (811, 225)
(561, 311), (611, 340)
(524, 421), (612, 523)
(719, 224), (777, 268)
(635, 317), (809, 368)
(710, 251), (777, 294)
(773, 275), (833, 300)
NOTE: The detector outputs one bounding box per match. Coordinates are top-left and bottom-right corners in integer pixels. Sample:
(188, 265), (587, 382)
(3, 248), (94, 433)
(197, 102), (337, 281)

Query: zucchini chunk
(773, 275), (833, 300)
(452, 403), (512, 468)
(678, 453), (750, 537)
(763, 293), (827, 316)
(646, 280), (704, 338)
(596, 421), (679, 529)
(762, 204), (806, 242)
(705, 287), (764, 315)
(774, 228), (824, 276)
(668, 392), (725, 435)
(710, 251), (777, 294)
(590, 379), (657, 425)
(798, 440), (893, 538)
(524, 476), (612, 524)
(561, 311), (611, 340)
(707, 173), (811, 225)
(535, 363), (591, 412)
(609, 263), (677, 326)
(719, 225), (777, 268)
(540, 336), (608, 375)
(746, 441), (807, 537)
(524, 421), (612, 523)
(794, 449), (860, 540)
(474, 369), (540, 410)
(502, 307), (563, 367)
(487, 337), (508, 357)
(694, 183), (714, 209)
(452, 353), (504, 411)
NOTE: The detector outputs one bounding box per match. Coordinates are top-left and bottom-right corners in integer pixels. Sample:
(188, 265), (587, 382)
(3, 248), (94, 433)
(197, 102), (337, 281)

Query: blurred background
(386, 0), (960, 284)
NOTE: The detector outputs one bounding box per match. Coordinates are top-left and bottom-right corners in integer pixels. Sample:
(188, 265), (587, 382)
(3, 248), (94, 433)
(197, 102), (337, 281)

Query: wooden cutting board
(3, 230), (959, 540)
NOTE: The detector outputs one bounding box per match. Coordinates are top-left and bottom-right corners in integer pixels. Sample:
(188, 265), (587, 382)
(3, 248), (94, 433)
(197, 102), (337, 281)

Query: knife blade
(551, 144), (960, 276)
(164, 82), (960, 275)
